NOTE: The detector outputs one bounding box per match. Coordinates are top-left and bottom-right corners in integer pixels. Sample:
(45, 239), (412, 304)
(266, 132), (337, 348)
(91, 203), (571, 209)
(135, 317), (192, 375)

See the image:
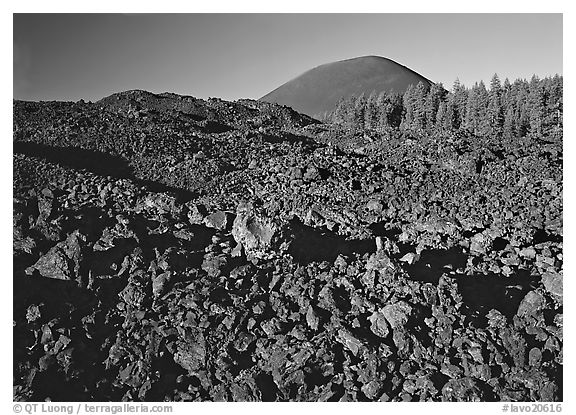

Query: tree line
(321, 74), (562, 139)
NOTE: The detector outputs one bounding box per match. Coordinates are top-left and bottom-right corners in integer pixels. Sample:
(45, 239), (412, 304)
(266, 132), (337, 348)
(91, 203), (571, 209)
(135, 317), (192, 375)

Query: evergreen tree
(330, 96), (348, 125)
(401, 85), (416, 131)
(364, 91), (378, 129)
(476, 81), (489, 135)
(464, 82), (479, 132)
(549, 75), (563, 137)
(388, 92), (404, 129)
(443, 92), (457, 130)
(436, 100), (447, 130)
(514, 79), (530, 136)
(413, 82), (428, 130)
(321, 73), (560, 139)
(424, 83), (445, 130)
(502, 77), (512, 93)
(503, 106), (516, 139)
(527, 75), (544, 136)
(375, 91), (389, 131)
(486, 74), (504, 136)
(354, 93), (367, 129)
(452, 79), (468, 129)
(541, 75), (563, 137)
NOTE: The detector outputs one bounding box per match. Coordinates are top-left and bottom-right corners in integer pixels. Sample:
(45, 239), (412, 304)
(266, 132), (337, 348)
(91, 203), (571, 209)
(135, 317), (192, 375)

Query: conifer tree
(322, 73), (560, 138)
(487, 74), (504, 137)
(331, 96), (347, 125)
(527, 75), (544, 136)
(424, 83), (445, 130)
(436, 100), (447, 130)
(443, 92), (457, 130)
(547, 75), (563, 137)
(476, 81), (489, 135)
(375, 91), (389, 131)
(354, 93), (367, 129)
(503, 106), (516, 139)
(364, 91), (378, 129)
(388, 92), (404, 129)
(413, 82), (428, 130)
(515, 81), (530, 137)
(401, 85), (416, 131)
(452, 79), (468, 130)
(464, 82), (479, 133)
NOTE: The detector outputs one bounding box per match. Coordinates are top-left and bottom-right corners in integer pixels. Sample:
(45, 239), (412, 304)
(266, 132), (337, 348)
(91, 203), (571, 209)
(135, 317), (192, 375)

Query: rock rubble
(13, 91), (562, 401)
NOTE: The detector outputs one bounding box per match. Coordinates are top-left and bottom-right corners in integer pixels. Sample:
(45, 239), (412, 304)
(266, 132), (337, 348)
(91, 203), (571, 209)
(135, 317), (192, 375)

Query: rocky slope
(13, 90), (562, 401)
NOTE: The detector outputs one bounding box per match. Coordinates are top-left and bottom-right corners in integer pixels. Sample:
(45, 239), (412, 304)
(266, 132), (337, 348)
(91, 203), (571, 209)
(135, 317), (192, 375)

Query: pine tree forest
(322, 75), (563, 140)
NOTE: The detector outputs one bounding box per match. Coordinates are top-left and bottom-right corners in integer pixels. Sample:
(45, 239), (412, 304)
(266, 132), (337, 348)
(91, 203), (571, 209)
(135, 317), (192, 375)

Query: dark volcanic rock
(25, 230), (85, 282)
(232, 202), (283, 259)
(12, 89), (562, 402)
(517, 291), (546, 317)
(368, 310), (390, 338)
(173, 330), (207, 373)
(204, 211), (234, 231)
(541, 271), (562, 303)
(441, 377), (486, 401)
(381, 301), (412, 330)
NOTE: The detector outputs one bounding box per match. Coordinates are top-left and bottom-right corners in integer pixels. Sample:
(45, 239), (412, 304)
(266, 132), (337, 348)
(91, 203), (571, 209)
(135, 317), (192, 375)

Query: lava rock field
(13, 90), (562, 401)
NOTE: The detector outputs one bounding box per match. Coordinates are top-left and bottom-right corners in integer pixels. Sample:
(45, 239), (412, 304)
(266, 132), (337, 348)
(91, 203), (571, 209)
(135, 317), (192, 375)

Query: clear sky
(13, 13), (563, 102)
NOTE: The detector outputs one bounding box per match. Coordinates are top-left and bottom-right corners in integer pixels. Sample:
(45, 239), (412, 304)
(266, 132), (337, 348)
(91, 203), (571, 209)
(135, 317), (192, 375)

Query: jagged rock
(138, 192), (181, 216)
(519, 246), (537, 259)
(361, 380), (383, 399)
(365, 251), (394, 273)
(152, 271), (172, 297)
(441, 377), (486, 401)
(38, 354), (57, 372)
(260, 318), (282, 337)
(26, 304), (42, 323)
(366, 199), (384, 213)
(204, 211), (234, 231)
(37, 188), (56, 222)
(361, 270), (376, 289)
(368, 311), (390, 338)
(382, 301), (412, 329)
(232, 202), (281, 259)
(336, 329), (363, 356)
(229, 381), (258, 401)
(12, 86), (563, 402)
(13, 228), (37, 255)
(470, 233), (491, 255)
(517, 290), (546, 317)
(539, 381), (559, 401)
(399, 252), (418, 265)
(305, 305), (320, 330)
(90, 237), (138, 277)
(201, 254), (228, 278)
(303, 165), (320, 182)
(173, 330), (207, 373)
(500, 327), (527, 367)
(233, 332), (256, 352)
(528, 347), (542, 367)
(486, 309), (507, 328)
(441, 363), (464, 379)
(25, 230), (85, 281)
(541, 271), (562, 302)
(186, 203), (208, 225)
(118, 273), (148, 308)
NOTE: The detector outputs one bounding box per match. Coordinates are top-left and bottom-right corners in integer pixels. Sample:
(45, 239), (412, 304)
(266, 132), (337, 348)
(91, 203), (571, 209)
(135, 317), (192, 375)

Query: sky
(13, 13), (563, 102)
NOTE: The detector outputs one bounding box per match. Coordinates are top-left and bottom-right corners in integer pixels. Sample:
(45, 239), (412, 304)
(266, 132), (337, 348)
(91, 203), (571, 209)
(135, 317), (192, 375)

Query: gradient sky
(13, 13), (563, 102)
